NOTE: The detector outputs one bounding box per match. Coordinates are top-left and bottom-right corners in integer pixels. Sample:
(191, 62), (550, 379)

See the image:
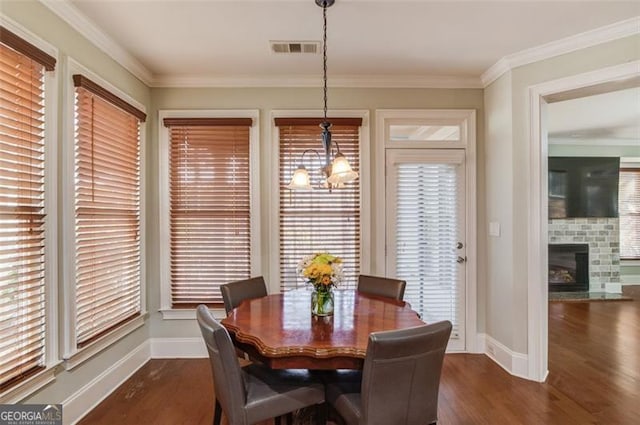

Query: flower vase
(311, 289), (334, 316)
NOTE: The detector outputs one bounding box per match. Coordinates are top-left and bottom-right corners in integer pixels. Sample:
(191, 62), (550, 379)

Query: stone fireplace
(548, 217), (620, 293)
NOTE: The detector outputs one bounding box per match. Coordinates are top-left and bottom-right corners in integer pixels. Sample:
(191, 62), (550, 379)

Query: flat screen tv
(548, 157), (619, 219)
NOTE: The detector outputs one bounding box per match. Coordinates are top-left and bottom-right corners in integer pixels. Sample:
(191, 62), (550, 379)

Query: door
(386, 149), (466, 351)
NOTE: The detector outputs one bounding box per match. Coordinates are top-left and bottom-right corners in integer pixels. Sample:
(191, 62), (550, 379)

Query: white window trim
(62, 58), (147, 369)
(0, 15), (60, 403)
(158, 109), (261, 320)
(375, 109), (478, 353)
(620, 157), (640, 263)
(269, 110), (370, 295)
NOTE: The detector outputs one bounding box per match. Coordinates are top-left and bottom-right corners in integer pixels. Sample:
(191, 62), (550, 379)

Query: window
(162, 115), (257, 309)
(0, 27), (55, 391)
(71, 74), (145, 348)
(276, 118), (362, 290)
(620, 167), (640, 259)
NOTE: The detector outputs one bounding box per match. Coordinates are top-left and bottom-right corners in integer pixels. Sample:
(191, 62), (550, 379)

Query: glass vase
(311, 288), (334, 316)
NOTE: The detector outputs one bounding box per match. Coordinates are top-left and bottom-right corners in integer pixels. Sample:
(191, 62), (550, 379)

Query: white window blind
(0, 27), (55, 389)
(620, 168), (640, 259)
(277, 118), (361, 290)
(73, 75), (144, 347)
(164, 118), (252, 307)
(394, 163), (461, 338)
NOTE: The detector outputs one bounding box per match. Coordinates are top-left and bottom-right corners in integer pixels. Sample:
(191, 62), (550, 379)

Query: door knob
(456, 256), (466, 263)
(456, 242), (463, 249)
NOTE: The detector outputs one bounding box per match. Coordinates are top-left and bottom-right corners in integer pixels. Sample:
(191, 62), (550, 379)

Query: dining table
(220, 288), (425, 370)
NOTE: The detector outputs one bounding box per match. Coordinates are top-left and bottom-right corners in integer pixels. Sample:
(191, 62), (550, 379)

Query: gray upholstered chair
(196, 305), (325, 425)
(326, 321), (452, 425)
(220, 276), (268, 315)
(356, 274), (406, 301)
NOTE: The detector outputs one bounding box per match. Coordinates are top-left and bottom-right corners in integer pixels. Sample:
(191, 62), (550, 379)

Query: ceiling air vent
(270, 41), (320, 54)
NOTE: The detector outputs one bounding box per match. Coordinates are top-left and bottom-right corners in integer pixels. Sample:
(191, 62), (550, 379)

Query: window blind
(394, 163), (462, 339)
(277, 118), (361, 291)
(164, 118), (252, 307)
(73, 76), (144, 347)
(620, 168), (640, 260)
(0, 29), (55, 389)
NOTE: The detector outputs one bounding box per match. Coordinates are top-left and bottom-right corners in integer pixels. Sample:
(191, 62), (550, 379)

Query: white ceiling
(548, 87), (640, 142)
(59, 0), (640, 86)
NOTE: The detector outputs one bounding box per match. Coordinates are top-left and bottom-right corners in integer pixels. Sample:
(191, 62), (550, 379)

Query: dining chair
(196, 305), (326, 425)
(220, 276), (269, 315)
(325, 321), (452, 425)
(356, 274), (406, 301)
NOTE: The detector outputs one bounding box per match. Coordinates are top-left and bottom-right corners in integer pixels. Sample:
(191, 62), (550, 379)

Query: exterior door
(386, 149), (466, 351)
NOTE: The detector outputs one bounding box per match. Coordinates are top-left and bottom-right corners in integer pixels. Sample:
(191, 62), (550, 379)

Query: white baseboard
(149, 337), (207, 358)
(478, 333), (529, 380)
(63, 340), (150, 425)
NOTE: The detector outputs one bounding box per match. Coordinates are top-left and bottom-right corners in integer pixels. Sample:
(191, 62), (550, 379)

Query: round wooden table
(221, 289), (424, 369)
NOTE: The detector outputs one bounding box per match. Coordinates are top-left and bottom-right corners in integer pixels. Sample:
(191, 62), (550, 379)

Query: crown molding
(149, 74), (483, 88)
(37, 1), (638, 90)
(481, 16), (640, 87)
(39, 0), (153, 85)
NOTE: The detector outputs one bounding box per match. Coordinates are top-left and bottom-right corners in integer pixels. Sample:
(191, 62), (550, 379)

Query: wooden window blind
(620, 168), (640, 260)
(164, 118), (252, 307)
(73, 75), (143, 347)
(0, 31), (54, 389)
(277, 118), (361, 291)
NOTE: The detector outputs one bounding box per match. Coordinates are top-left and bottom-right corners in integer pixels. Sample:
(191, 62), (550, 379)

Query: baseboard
(149, 337), (207, 358)
(479, 333), (529, 380)
(63, 340), (150, 425)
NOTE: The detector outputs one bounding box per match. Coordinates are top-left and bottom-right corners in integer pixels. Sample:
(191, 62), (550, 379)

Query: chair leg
(213, 398), (222, 425)
(285, 412), (293, 425)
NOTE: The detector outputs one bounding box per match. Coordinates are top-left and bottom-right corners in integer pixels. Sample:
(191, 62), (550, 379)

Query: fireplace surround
(549, 243), (589, 292)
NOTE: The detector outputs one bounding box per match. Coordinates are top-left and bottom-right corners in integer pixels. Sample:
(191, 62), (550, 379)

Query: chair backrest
(357, 274), (406, 301)
(360, 321), (452, 425)
(220, 276), (268, 314)
(196, 305), (247, 424)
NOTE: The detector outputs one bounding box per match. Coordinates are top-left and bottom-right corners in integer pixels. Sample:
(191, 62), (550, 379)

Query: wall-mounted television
(548, 157), (620, 219)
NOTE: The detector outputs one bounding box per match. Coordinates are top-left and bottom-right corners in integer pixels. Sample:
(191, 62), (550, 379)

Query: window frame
(269, 110), (370, 295)
(620, 158), (640, 263)
(61, 58), (147, 369)
(0, 18), (59, 403)
(158, 109), (261, 320)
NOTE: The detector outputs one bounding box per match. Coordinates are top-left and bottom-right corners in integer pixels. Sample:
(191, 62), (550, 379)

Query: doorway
(376, 109), (477, 352)
(527, 60), (640, 381)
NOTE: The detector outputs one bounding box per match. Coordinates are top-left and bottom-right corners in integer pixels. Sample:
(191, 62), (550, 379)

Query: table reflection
(222, 288), (424, 369)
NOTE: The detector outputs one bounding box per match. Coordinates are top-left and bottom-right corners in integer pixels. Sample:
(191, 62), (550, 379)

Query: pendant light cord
(322, 2), (328, 123)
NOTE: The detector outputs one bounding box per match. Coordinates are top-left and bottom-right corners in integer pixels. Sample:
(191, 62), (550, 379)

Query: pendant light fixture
(287, 0), (358, 190)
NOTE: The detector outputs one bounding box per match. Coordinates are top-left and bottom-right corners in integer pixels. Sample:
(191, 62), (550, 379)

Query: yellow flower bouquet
(297, 252), (343, 291)
(297, 252), (343, 316)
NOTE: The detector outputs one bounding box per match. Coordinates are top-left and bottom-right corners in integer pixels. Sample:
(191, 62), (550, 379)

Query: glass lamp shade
(327, 153), (358, 185)
(287, 166), (313, 190)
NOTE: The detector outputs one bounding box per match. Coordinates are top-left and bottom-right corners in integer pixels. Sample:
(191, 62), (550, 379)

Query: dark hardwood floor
(79, 287), (640, 425)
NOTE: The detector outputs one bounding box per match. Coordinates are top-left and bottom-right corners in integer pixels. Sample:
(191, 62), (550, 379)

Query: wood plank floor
(79, 288), (640, 425)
